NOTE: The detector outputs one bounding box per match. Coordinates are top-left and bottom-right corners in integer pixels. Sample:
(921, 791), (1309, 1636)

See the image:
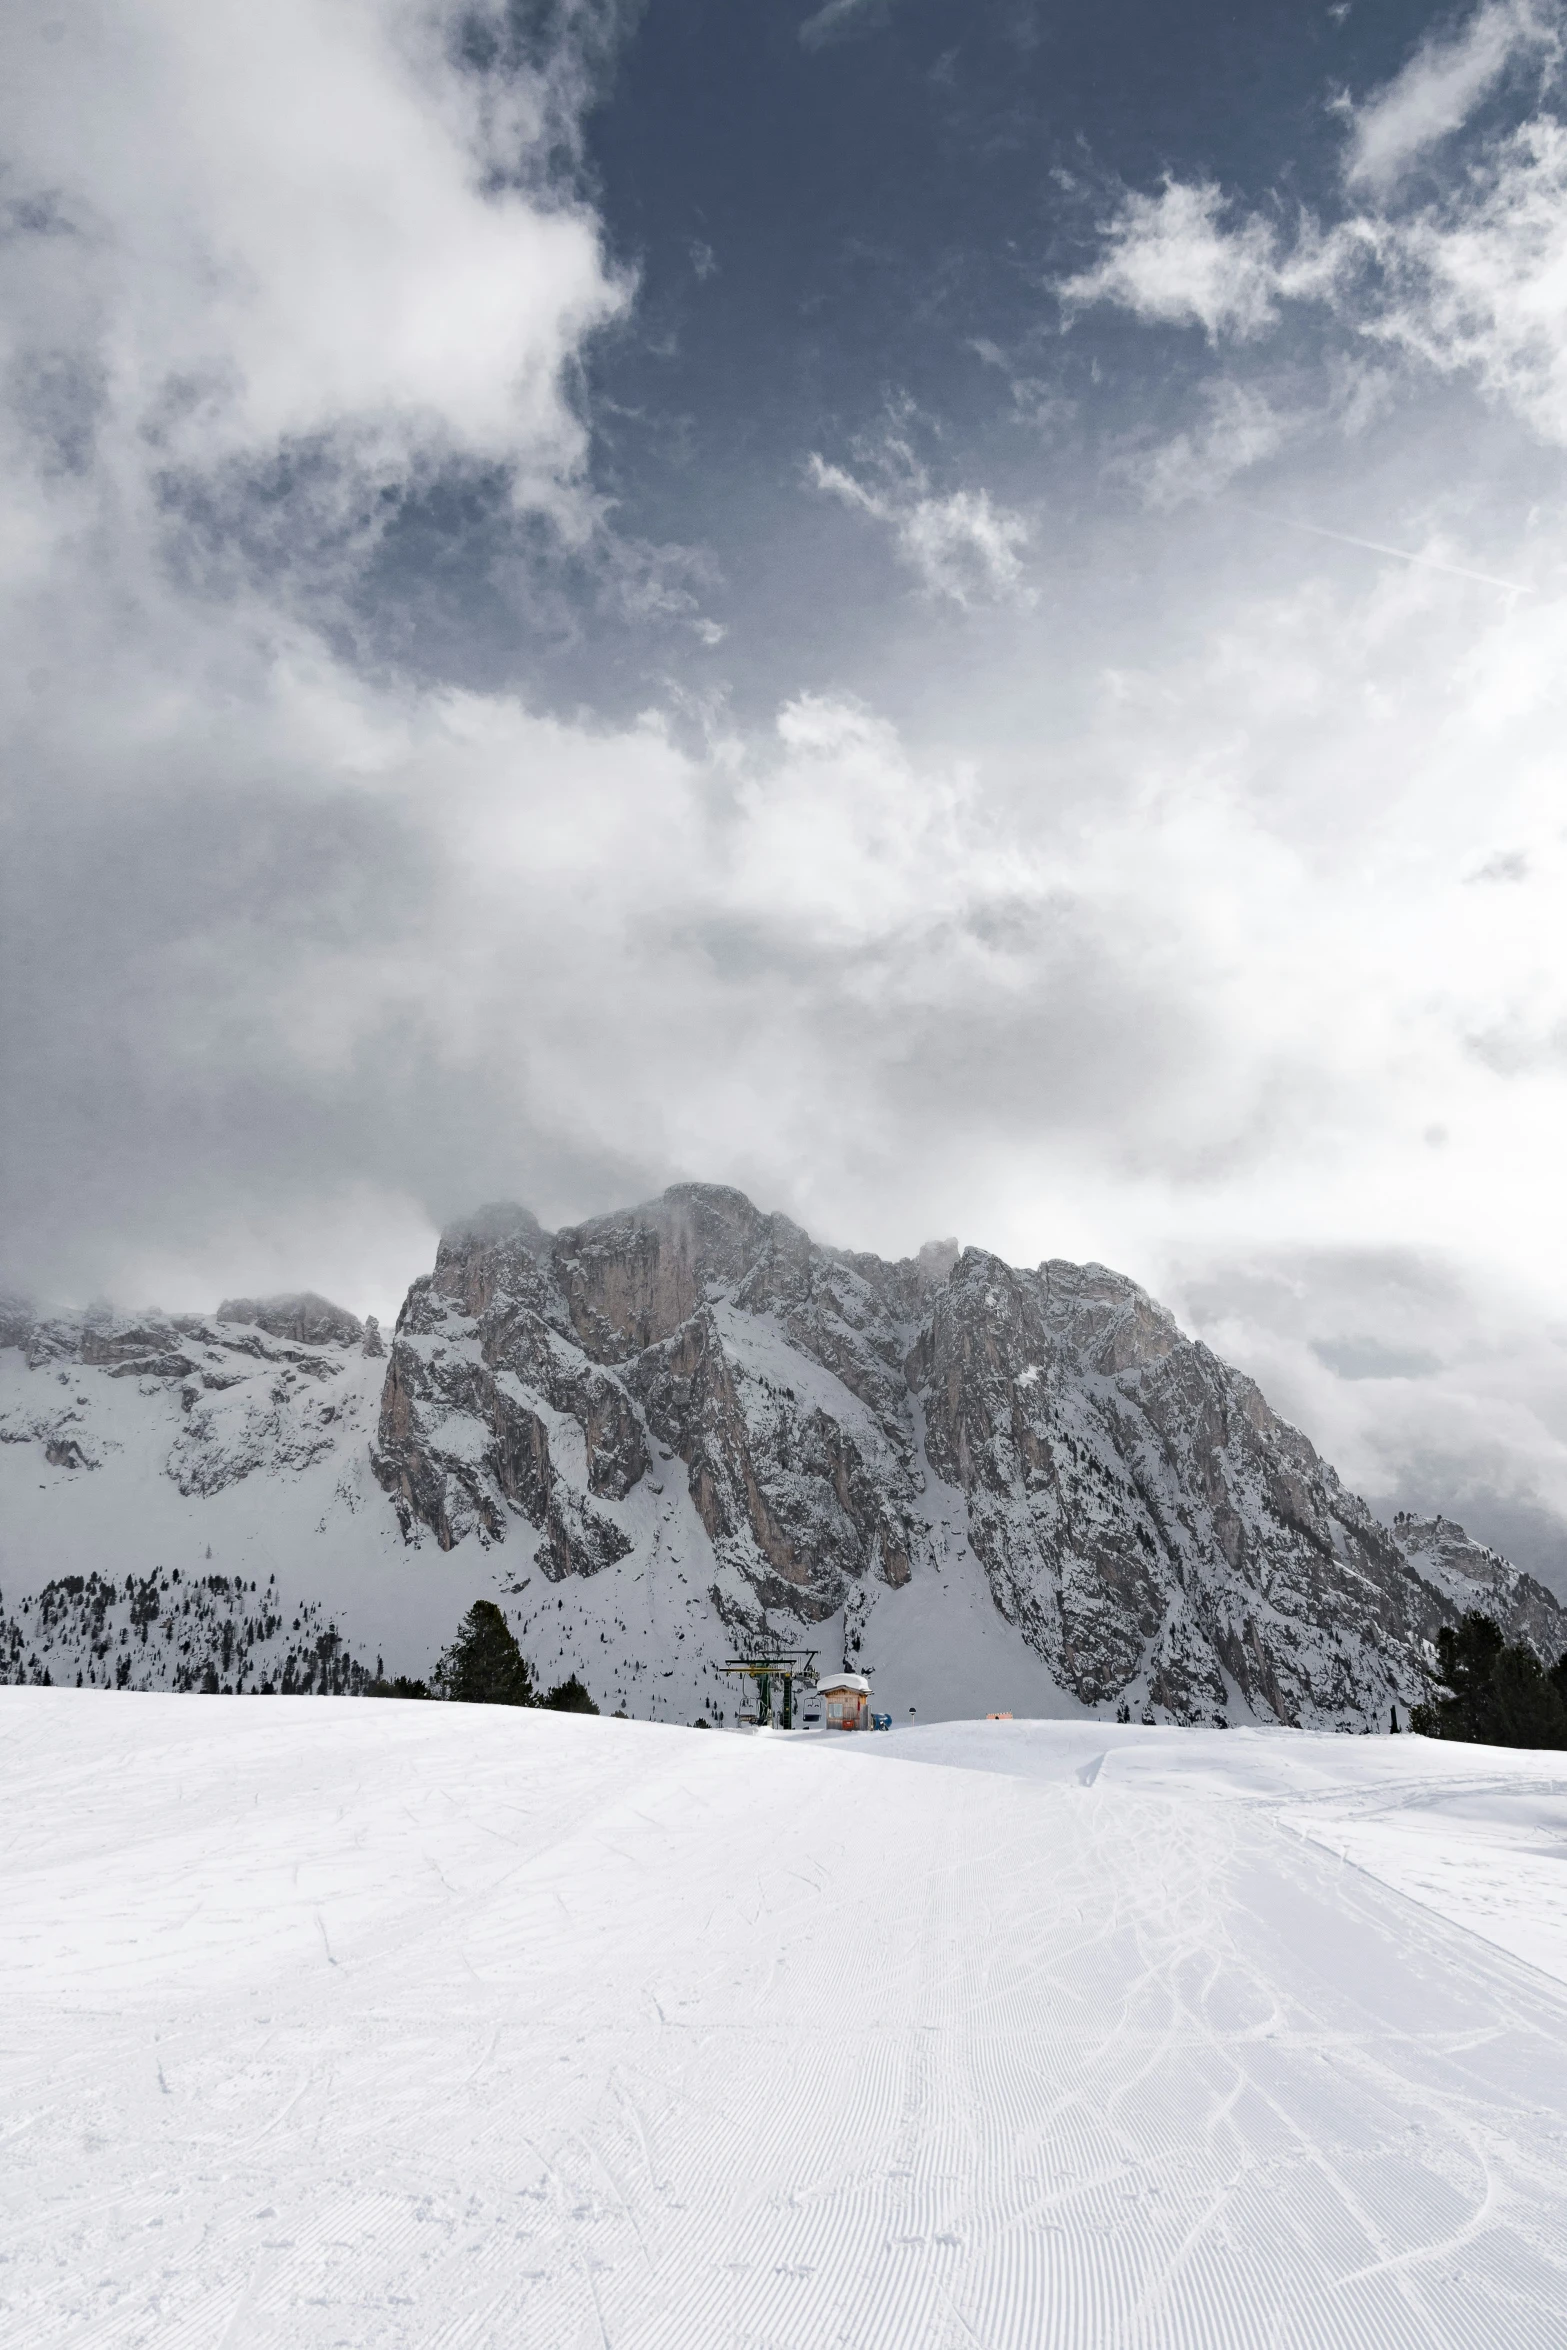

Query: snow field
(4, 1694), (1567, 2348)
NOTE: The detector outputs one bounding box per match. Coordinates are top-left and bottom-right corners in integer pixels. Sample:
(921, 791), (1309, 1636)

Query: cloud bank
(5, 0), (1567, 1586)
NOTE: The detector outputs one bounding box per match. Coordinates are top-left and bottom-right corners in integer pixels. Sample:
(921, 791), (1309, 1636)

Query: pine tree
(1492, 1643), (1567, 1749)
(541, 1674), (599, 1714)
(1411, 1615), (1504, 1742)
(432, 1602), (535, 1707)
(1410, 1612), (1567, 1750)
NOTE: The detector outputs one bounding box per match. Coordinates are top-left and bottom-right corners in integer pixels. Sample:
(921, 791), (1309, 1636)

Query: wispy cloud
(1343, 0), (1559, 191)
(798, 0), (898, 53)
(1368, 115), (1567, 442)
(1057, 180), (1345, 342)
(806, 412), (1031, 605)
(1061, 8), (1567, 449)
(1135, 381), (1296, 508)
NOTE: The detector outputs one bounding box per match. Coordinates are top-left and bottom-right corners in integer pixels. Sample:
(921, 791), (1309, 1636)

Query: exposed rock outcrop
(3, 1197), (1558, 1722)
(1, 1297), (371, 1496)
(216, 1293), (365, 1348)
(369, 1186), (1565, 1726)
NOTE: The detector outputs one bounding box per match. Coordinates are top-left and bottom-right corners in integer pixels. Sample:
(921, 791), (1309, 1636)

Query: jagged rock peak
(915, 1238), (961, 1286)
(431, 1202), (555, 1321)
(439, 1201), (552, 1252)
(214, 1292), (363, 1348)
(432, 1184), (966, 1324)
(371, 1183), (1565, 1728)
(1037, 1257), (1185, 1375)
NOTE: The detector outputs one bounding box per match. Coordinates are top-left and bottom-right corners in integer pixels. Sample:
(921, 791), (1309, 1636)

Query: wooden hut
(818, 1671), (871, 1731)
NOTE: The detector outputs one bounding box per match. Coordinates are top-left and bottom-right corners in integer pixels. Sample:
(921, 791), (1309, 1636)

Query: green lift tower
(719, 1650), (818, 1729)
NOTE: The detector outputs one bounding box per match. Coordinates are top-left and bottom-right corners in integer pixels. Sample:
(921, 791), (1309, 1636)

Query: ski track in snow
(4, 1696), (1567, 2349)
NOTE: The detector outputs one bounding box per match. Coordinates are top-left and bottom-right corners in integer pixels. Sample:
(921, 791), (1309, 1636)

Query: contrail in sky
(1236, 507), (1534, 595)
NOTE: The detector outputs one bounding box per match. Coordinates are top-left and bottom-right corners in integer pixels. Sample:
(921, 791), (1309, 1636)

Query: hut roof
(817, 1673), (870, 1695)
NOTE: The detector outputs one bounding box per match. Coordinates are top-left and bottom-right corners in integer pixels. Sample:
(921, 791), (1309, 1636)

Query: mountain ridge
(2, 1184), (1560, 1723)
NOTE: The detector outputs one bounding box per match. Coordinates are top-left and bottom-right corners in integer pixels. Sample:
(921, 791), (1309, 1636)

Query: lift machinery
(718, 1649), (818, 1729)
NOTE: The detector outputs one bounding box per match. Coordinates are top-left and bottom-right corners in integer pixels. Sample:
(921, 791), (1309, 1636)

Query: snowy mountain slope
(5, 1690), (1567, 2350)
(2, 1187), (1562, 1723)
(371, 1187), (1563, 1724)
(0, 1298), (495, 1695)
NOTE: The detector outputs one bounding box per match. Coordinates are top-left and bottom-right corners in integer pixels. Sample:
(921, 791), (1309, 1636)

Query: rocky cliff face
(2, 1195), (1559, 1718)
(371, 1186), (1563, 1727)
(5, 1297), (373, 1497)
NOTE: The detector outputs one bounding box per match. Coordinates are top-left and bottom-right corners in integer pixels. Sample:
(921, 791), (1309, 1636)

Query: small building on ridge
(818, 1671), (871, 1731)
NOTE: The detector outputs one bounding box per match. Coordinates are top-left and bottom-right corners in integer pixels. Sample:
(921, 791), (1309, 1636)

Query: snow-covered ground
(5, 1696), (1566, 2347)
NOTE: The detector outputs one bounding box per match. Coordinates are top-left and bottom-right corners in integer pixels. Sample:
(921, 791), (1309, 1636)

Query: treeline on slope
(1410, 1613), (1567, 1749)
(366, 1601), (601, 1714)
(0, 1570), (370, 1695)
(1, 1579), (597, 1710)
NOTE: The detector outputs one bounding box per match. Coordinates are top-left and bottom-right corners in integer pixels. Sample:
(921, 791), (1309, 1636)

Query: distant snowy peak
(12, 1291), (367, 1366)
(373, 1185), (1563, 1726)
(1, 1293), (376, 1494)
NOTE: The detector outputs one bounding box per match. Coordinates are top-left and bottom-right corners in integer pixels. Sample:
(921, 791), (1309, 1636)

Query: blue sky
(3, 0), (1567, 1582)
(364, 0), (1484, 718)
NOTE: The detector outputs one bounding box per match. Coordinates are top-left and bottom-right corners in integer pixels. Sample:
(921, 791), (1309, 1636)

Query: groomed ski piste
(5, 1694), (1567, 2348)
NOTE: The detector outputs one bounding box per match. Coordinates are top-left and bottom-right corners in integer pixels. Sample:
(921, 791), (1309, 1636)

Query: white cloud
(1058, 180), (1302, 342)
(1344, 0), (1559, 192)
(798, 0), (897, 54)
(806, 442), (1032, 605)
(1135, 380), (1296, 508)
(1370, 115), (1567, 442)
(14, 487), (1567, 1316)
(1064, 42), (1567, 450)
(807, 452), (886, 517)
(0, 0), (625, 502)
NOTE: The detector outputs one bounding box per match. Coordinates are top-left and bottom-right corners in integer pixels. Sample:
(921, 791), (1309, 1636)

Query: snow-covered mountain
(3, 1186), (1560, 1723)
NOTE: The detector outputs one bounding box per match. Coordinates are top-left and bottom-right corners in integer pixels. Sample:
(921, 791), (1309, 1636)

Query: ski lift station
(817, 1671), (871, 1731)
(717, 1656), (886, 1732)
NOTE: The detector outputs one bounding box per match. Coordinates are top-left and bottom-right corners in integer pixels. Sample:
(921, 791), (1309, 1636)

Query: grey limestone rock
(9, 1193), (1556, 1723)
(216, 1292), (364, 1348)
(367, 1184), (1565, 1726)
(0, 1297), (377, 1498)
